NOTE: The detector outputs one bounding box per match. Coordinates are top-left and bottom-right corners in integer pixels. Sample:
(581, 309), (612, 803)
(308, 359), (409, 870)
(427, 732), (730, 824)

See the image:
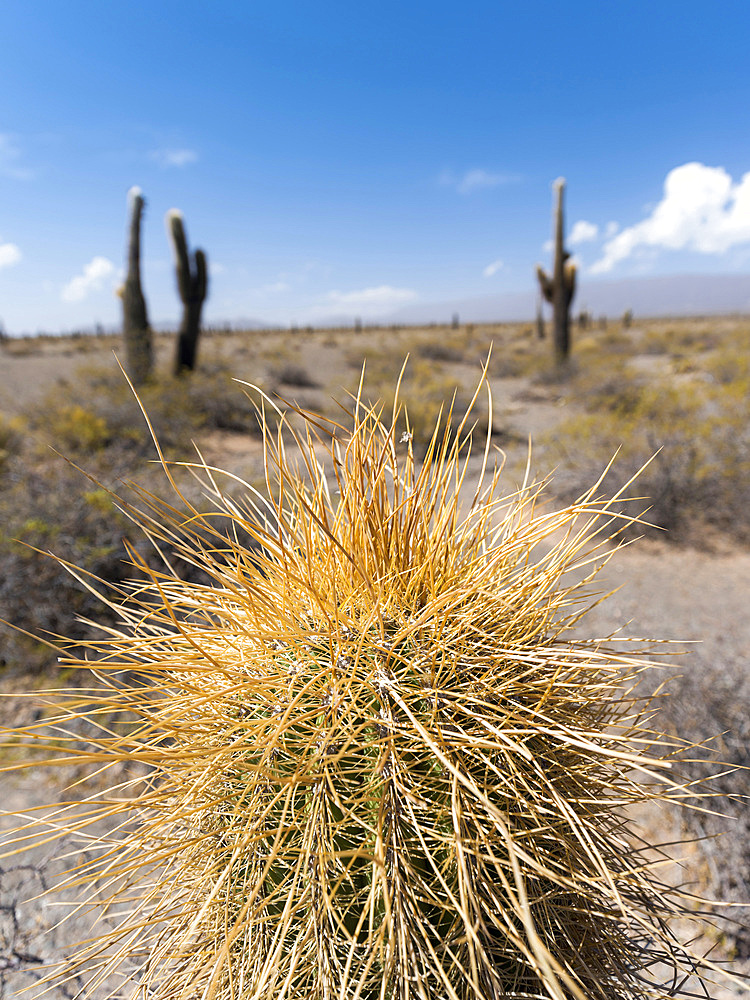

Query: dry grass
(540, 344), (750, 542)
(0, 372), (745, 999)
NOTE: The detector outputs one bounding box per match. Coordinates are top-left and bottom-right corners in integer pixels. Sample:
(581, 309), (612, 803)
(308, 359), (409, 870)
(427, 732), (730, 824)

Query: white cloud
(0, 242), (21, 268)
(244, 279), (290, 296)
(61, 256), (116, 302)
(591, 162), (750, 274)
(319, 285), (418, 316)
(482, 258), (504, 278)
(150, 148), (198, 169)
(569, 220), (599, 245)
(605, 221), (619, 238)
(0, 134), (33, 180)
(439, 168), (519, 195)
(542, 238), (553, 254)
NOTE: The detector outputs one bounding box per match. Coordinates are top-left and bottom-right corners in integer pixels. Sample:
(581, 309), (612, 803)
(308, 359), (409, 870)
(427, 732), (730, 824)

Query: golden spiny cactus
(1, 370), (741, 1000)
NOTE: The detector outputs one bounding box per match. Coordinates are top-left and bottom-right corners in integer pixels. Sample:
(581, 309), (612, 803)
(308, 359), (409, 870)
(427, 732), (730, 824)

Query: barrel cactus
(2, 373), (739, 999)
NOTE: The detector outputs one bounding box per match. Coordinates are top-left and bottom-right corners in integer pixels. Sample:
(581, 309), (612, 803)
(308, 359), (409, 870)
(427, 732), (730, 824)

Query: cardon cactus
(1, 372), (741, 1000)
(122, 186), (153, 385)
(167, 208), (208, 374)
(536, 178), (576, 365)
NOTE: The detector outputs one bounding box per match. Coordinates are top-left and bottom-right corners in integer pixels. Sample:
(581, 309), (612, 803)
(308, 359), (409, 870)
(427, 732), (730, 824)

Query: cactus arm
(535, 265), (554, 304)
(195, 248), (208, 302)
(564, 260), (577, 303)
(167, 210), (192, 303)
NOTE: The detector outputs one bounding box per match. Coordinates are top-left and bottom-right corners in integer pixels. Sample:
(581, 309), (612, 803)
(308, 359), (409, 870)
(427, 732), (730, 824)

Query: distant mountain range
(14, 272), (750, 338)
(379, 273), (750, 327)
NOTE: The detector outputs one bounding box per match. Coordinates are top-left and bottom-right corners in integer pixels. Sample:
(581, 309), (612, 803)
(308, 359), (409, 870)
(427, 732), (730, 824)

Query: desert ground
(0, 316), (748, 997)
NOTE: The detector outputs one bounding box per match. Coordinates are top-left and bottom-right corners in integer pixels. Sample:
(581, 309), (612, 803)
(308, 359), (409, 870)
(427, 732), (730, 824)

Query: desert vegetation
(0, 314), (749, 996)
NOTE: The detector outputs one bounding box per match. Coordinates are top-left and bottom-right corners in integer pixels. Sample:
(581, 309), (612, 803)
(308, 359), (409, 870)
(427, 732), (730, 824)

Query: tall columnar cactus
(536, 178), (576, 364)
(2, 373), (742, 1000)
(121, 186), (153, 385)
(166, 209), (208, 374)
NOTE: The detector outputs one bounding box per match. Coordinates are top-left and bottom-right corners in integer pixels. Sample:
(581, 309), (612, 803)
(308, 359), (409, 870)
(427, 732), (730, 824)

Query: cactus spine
(167, 209), (208, 374)
(536, 177), (576, 364)
(122, 187), (153, 385)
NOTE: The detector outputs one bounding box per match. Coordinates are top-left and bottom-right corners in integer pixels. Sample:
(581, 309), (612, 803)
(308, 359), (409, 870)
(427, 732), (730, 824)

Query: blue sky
(2, 1), (750, 333)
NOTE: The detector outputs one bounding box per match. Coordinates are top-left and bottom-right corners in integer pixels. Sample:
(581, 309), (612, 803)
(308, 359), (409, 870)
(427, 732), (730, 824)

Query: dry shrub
(596, 328), (633, 353)
(485, 344), (536, 379)
(658, 660), (750, 958)
(268, 361), (320, 388)
(0, 447), (263, 675)
(704, 345), (750, 386)
(0, 415), (24, 474)
(0, 455), (146, 674)
(543, 362), (750, 542)
(640, 327), (675, 355)
(29, 362), (265, 458)
(414, 339), (467, 363)
(0, 363), (267, 674)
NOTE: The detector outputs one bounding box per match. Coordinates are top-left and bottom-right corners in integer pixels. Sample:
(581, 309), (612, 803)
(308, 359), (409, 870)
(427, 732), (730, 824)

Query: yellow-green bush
(54, 404), (110, 452)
